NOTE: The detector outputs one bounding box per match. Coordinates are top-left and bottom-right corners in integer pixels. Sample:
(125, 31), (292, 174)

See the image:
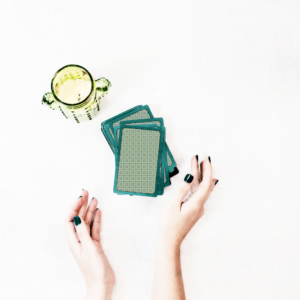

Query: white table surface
(3, 1), (300, 299)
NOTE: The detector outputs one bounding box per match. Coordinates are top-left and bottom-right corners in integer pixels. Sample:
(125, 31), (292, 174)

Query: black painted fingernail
(196, 155), (198, 161)
(73, 216), (81, 226)
(184, 174), (194, 183)
(208, 156), (211, 163)
(215, 180), (219, 186)
(77, 195), (82, 199)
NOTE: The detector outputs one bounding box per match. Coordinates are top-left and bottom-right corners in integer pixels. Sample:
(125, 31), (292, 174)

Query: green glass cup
(42, 64), (111, 123)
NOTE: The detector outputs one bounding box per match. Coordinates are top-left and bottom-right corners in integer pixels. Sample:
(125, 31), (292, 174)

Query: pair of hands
(64, 156), (217, 300)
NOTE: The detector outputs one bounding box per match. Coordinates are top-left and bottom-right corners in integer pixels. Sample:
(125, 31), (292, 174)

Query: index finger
(65, 196), (84, 222)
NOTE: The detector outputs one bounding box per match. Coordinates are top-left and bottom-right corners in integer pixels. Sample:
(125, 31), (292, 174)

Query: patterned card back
(119, 119), (172, 168)
(114, 126), (165, 196)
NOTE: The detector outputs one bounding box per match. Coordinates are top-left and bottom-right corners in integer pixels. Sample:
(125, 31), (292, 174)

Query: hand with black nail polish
(64, 190), (115, 300)
(152, 156), (218, 300)
(157, 156), (217, 248)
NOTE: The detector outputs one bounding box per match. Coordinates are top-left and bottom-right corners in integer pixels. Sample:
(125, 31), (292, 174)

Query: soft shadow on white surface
(4, 1), (300, 299)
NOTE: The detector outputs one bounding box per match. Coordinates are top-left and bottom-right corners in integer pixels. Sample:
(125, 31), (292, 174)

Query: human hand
(158, 156), (218, 250)
(65, 190), (116, 300)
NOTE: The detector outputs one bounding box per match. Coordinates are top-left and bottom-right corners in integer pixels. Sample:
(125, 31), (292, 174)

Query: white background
(3, 0), (300, 299)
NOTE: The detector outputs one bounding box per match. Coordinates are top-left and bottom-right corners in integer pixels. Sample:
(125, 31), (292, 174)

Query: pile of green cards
(101, 105), (179, 197)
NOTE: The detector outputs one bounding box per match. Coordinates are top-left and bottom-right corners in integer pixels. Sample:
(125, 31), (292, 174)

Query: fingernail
(196, 155), (198, 161)
(73, 216), (81, 226)
(215, 180), (219, 186)
(92, 197), (95, 200)
(184, 174), (194, 183)
(77, 195), (82, 199)
(208, 156), (211, 163)
(82, 189), (84, 191)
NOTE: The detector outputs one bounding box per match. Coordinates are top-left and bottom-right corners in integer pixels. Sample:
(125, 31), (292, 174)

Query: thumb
(172, 173), (194, 205)
(73, 216), (93, 247)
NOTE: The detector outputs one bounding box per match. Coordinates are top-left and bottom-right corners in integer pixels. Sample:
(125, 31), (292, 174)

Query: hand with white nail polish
(152, 156), (218, 300)
(65, 190), (115, 300)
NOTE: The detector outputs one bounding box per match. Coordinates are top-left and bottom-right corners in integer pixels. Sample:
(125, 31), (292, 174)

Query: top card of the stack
(114, 124), (165, 197)
(113, 121), (170, 188)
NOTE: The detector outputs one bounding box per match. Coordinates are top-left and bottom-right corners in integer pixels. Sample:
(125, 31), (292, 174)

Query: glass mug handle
(95, 77), (111, 100)
(42, 92), (59, 110)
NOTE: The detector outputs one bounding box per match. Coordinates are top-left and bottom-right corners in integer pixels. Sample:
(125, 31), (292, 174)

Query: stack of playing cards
(101, 105), (179, 197)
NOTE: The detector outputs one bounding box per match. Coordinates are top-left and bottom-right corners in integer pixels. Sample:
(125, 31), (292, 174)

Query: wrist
(157, 235), (181, 253)
(85, 283), (114, 300)
(156, 238), (181, 258)
(155, 238), (183, 279)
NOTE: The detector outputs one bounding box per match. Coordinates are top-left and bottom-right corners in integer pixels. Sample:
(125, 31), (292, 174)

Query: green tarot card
(119, 118), (171, 187)
(114, 122), (170, 188)
(113, 125), (165, 197)
(114, 124), (166, 195)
